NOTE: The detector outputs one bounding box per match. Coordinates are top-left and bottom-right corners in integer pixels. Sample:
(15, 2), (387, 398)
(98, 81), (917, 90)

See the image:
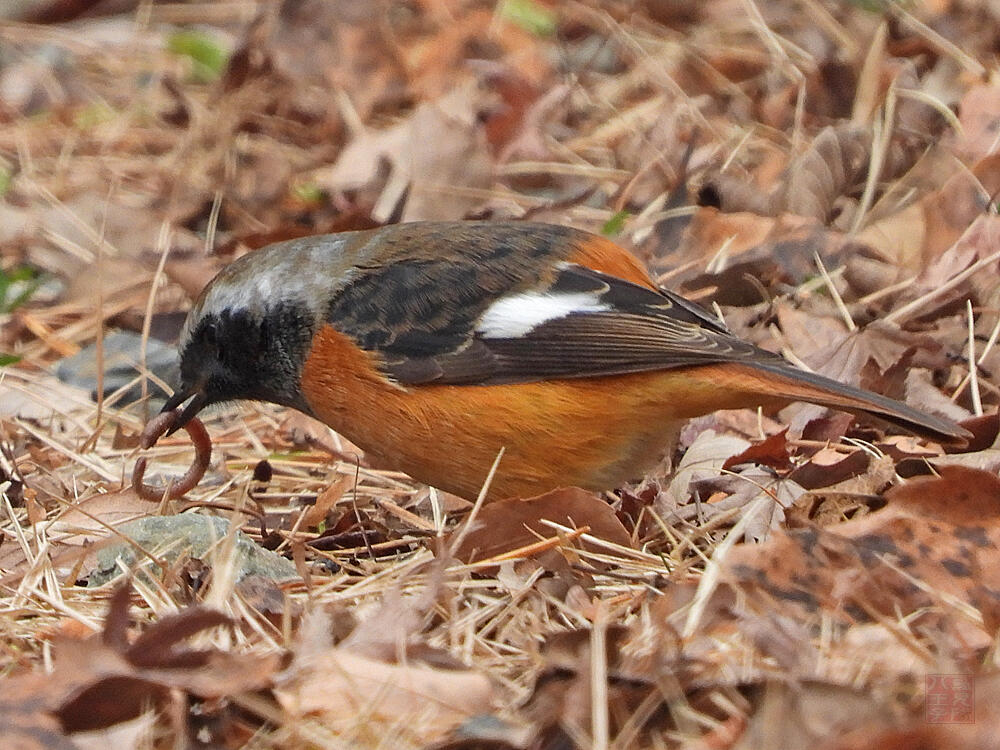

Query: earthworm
(132, 410), (211, 501)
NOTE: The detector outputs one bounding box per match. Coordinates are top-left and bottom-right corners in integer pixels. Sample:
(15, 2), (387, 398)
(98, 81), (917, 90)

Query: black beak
(161, 387), (208, 435)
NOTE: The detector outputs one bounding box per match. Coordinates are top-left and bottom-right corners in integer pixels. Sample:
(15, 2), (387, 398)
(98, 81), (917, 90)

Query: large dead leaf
(277, 648), (493, 736)
(699, 124), (918, 224)
(276, 605), (493, 745)
(448, 486), (633, 569)
(313, 78), (493, 222)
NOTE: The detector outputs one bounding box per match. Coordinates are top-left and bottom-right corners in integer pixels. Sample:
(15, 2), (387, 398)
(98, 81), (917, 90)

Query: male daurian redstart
(163, 221), (968, 500)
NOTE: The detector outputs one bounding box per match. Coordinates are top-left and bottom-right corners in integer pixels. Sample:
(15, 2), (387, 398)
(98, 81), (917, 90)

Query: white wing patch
(476, 291), (609, 339)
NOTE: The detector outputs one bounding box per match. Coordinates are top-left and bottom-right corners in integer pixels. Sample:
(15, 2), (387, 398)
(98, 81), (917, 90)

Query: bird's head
(163, 239), (346, 430)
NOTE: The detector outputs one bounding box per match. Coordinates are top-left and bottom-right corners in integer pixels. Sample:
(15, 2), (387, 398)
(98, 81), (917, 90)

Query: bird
(163, 221), (969, 500)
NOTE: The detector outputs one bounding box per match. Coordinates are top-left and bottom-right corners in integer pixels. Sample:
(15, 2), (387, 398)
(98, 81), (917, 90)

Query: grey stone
(56, 330), (179, 409)
(89, 514), (298, 587)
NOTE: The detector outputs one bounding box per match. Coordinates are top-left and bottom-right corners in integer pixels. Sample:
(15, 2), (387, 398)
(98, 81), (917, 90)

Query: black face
(168, 302), (317, 424)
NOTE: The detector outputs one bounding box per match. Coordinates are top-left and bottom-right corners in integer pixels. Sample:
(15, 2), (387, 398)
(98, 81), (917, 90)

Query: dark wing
(330, 258), (781, 386)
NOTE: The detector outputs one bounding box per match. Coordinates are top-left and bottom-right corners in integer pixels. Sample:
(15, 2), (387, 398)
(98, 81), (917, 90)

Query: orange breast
(299, 326), (786, 500)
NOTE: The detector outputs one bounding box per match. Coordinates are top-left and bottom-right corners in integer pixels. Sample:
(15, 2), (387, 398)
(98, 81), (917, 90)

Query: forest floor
(2, 1), (1000, 748)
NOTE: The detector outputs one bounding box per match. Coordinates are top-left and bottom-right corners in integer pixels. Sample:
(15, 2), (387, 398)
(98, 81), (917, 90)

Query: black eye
(202, 321), (218, 348)
(202, 321), (227, 363)
(258, 316), (269, 349)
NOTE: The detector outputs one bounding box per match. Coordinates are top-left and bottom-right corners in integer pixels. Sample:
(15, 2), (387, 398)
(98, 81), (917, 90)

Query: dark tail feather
(747, 360), (972, 445)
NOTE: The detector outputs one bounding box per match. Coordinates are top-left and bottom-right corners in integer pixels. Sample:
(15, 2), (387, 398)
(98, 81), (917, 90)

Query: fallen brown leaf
(276, 604), (493, 745)
(448, 486), (633, 570)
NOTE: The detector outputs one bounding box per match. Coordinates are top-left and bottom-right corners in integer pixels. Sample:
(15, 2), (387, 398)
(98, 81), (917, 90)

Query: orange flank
(300, 326), (790, 500)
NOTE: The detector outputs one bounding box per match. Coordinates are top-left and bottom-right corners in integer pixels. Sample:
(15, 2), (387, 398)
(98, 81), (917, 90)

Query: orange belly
(299, 326), (785, 500)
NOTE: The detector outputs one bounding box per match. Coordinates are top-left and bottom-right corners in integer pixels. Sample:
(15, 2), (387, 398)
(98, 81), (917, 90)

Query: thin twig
(967, 299), (983, 416)
(885, 245), (1000, 324)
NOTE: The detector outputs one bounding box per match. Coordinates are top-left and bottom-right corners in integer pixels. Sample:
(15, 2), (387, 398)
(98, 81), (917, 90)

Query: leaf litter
(1, 1), (1000, 748)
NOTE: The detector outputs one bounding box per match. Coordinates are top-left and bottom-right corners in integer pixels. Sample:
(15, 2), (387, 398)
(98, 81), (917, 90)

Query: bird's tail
(731, 360), (971, 444)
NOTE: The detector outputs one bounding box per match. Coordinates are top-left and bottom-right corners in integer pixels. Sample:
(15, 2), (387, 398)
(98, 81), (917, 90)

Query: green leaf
(601, 210), (630, 236)
(846, 0), (910, 12)
(72, 102), (115, 130)
(292, 181), (324, 204)
(500, 0), (557, 36)
(167, 30), (229, 82)
(0, 353), (20, 367)
(0, 266), (42, 313)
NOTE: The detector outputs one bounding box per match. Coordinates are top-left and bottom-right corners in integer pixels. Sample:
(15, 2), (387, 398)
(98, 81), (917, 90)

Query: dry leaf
(276, 606), (492, 744)
(954, 83), (1000, 160)
(661, 430), (751, 512)
(276, 649), (493, 735)
(449, 486), (633, 569)
(315, 79), (493, 222)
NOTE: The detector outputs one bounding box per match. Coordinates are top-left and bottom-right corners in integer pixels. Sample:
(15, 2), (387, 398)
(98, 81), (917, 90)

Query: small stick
(967, 299), (983, 417)
(132, 410), (211, 501)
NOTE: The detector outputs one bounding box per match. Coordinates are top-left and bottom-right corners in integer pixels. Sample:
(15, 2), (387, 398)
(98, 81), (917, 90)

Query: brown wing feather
(383, 264), (764, 385)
